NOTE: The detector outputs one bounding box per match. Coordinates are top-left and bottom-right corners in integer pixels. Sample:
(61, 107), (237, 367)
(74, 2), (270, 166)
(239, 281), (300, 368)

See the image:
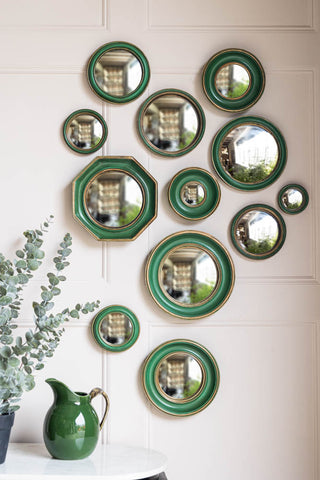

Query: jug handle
(89, 388), (110, 431)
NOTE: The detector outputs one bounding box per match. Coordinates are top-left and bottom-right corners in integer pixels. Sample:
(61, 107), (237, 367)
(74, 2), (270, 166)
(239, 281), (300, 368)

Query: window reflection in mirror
(220, 124), (279, 184)
(235, 209), (280, 255)
(85, 170), (143, 228)
(99, 312), (133, 346)
(181, 182), (206, 207)
(157, 353), (203, 401)
(94, 49), (142, 97)
(160, 247), (218, 305)
(142, 94), (199, 153)
(215, 63), (250, 99)
(66, 114), (104, 151)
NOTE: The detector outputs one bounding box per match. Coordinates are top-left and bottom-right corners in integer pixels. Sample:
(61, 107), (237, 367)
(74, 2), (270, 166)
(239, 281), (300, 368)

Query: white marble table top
(0, 443), (167, 480)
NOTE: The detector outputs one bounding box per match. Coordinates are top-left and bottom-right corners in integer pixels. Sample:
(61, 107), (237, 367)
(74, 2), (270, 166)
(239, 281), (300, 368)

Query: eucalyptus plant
(0, 217), (100, 415)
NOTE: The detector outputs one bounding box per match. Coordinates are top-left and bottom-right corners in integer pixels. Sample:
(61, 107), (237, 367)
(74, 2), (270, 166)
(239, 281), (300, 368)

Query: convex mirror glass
(85, 170), (144, 228)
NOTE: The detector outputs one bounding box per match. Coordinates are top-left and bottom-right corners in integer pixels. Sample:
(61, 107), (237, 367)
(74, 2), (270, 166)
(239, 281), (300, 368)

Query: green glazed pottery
(43, 378), (109, 460)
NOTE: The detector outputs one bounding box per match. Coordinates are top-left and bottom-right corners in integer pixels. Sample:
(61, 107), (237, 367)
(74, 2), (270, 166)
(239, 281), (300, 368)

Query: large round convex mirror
(278, 184), (309, 214)
(212, 116), (287, 191)
(85, 170), (144, 229)
(160, 246), (219, 306)
(87, 42), (150, 104)
(146, 231), (234, 319)
(92, 306), (140, 352)
(143, 340), (219, 416)
(231, 204), (286, 259)
(63, 110), (108, 154)
(138, 89), (205, 157)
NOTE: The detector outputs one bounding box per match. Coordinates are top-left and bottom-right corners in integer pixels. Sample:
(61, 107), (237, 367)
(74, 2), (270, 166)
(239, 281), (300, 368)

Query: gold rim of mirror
(214, 62), (252, 101)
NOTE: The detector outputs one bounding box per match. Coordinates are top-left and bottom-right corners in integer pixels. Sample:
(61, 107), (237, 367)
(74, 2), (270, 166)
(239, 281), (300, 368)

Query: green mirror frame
(202, 48), (265, 112)
(145, 231), (235, 319)
(63, 109), (108, 155)
(87, 41), (150, 104)
(212, 116), (287, 191)
(143, 339), (220, 416)
(72, 156), (157, 241)
(278, 184), (309, 214)
(168, 168), (221, 220)
(231, 204), (286, 260)
(138, 89), (206, 157)
(92, 305), (140, 352)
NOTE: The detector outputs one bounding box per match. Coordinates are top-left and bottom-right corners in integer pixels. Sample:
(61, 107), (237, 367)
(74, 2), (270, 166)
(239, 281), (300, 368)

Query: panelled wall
(0, 1), (319, 479)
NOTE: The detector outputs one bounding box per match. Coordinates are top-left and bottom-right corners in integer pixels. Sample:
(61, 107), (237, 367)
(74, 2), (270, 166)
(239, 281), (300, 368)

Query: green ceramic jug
(43, 378), (109, 460)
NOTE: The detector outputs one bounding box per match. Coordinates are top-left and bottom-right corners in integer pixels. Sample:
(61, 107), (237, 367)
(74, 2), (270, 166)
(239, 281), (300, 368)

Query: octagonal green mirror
(73, 156), (157, 241)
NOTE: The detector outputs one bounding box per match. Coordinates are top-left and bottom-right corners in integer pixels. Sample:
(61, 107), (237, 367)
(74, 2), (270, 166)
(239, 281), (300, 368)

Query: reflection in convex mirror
(160, 246), (218, 305)
(215, 64), (250, 99)
(278, 184), (309, 214)
(94, 49), (142, 97)
(157, 353), (203, 401)
(232, 205), (286, 259)
(63, 110), (107, 154)
(139, 90), (205, 156)
(85, 170), (143, 228)
(99, 312), (133, 346)
(181, 182), (206, 207)
(221, 124), (279, 184)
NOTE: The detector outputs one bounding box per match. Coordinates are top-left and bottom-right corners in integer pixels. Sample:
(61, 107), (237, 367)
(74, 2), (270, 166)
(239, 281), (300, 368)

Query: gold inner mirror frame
(84, 168), (145, 230)
(180, 181), (207, 208)
(214, 62), (251, 101)
(158, 244), (221, 308)
(155, 351), (206, 404)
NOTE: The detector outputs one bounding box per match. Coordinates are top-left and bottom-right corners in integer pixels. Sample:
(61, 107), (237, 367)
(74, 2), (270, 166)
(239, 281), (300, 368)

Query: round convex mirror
(181, 182), (206, 207)
(160, 246), (219, 306)
(157, 352), (204, 402)
(87, 42), (150, 104)
(138, 89), (205, 157)
(146, 231), (234, 319)
(231, 204), (286, 259)
(92, 306), (140, 352)
(202, 49), (265, 112)
(143, 339), (220, 416)
(63, 110), (108, 154)
(168, 168), (221, 221)
(278, 184), (309, 214)
(212, 117), (287, 191)
(215, 64), (250, 99)
(85, 170), (144, 229)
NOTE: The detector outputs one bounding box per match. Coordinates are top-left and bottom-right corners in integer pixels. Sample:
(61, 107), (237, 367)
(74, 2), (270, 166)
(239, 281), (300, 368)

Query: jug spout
(46, 378), (81, 404)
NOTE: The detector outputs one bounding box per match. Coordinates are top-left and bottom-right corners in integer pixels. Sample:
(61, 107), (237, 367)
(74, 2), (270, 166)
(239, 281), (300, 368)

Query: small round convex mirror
(168, 168), (221, 220)
(278, 184), (309, 214)
(212, 116), (287, 191)
(92, 306), (140, 352)
(231, 204), (286, 260)
(138, 89), (205, 157)
(85, 170), (144, 229)
(63, 109), (108, 154)
(143, 339), (220, 416)
(87, 41), (150, 104)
